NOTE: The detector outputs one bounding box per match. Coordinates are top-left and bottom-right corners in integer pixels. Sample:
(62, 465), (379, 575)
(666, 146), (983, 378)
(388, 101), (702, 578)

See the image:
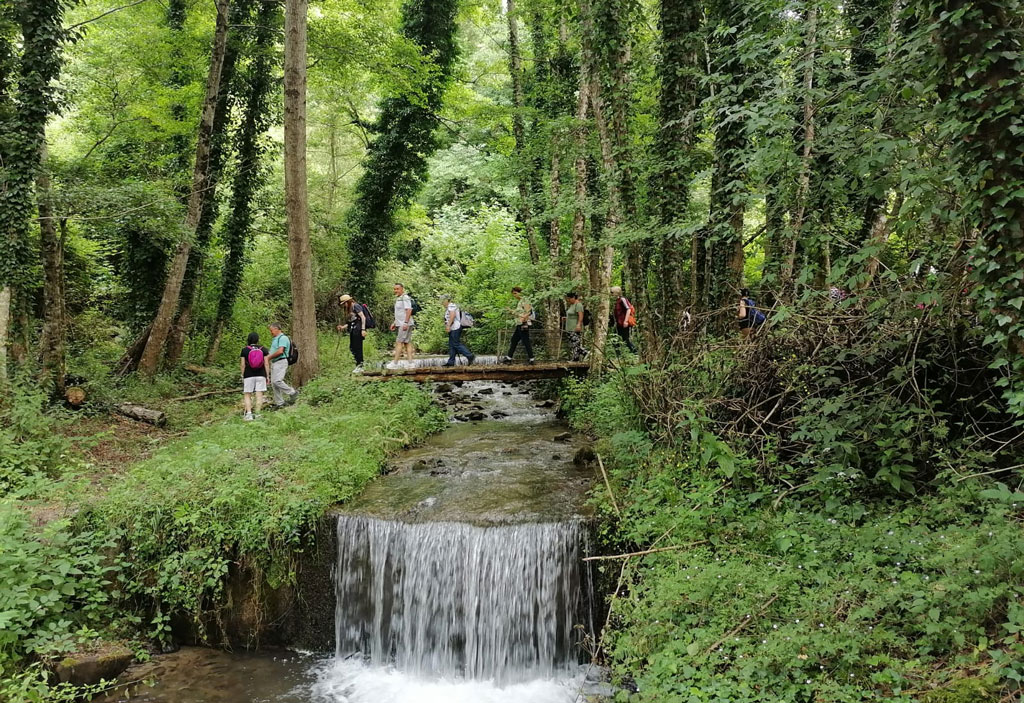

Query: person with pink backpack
(240, 332), (271, 421)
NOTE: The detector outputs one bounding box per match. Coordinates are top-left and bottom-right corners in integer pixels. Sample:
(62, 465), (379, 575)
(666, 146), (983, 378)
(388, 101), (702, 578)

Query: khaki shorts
(395, 325), (414, 344)
(243, 376), (267, 393)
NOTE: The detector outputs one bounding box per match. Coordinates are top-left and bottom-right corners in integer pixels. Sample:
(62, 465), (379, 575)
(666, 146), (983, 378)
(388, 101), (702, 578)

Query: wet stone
(553, 432), (572, 442)
(574, 445), (597, 466)
(478, 388), (495, 395)
(435, 383), (454, 394)
(55, 643), (134, 686)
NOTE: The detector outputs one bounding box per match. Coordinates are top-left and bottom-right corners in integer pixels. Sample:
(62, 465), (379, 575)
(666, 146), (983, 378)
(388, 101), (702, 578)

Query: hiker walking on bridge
(390, 283), (416, 365)
(563, 292), (588, 361)
(443, 295), (475, 367)
(611, 286), (637, 353)
(502, 286), (535, 364)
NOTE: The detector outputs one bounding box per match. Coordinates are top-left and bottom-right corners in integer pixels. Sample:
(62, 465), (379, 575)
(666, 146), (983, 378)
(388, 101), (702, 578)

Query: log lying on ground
(65, 386), (87, 408)
(115, 403), (167, 426)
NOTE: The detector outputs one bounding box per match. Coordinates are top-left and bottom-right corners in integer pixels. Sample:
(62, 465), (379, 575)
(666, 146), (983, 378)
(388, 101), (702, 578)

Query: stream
(104, 380), (603, 703)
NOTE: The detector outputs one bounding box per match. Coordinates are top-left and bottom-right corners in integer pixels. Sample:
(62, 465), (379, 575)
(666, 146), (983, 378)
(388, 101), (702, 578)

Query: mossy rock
(55, 642), (134, 686)
(919, 677), (999, 703)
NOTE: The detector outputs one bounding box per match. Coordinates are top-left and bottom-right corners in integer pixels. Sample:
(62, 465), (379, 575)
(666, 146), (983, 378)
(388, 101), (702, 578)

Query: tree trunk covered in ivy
(165, 4), (247, 368)
(506, 0), (540, 267)
(166, 0), (193, 200)
(928, 0), (1024, 362)
(653, 0), (702, 348)
(37, 140), (65, 394)
(0, 0), (71, 383)
(206, 0), (281, 364)
(284, 0), (319, 385)
(706, 0), (752, 324)
(347, 0), (459, 301)
(138, 0), (233, 377)
(581, 0), (619, 365)
(570, 63), (591, 291)
(780, 2), (818, 298)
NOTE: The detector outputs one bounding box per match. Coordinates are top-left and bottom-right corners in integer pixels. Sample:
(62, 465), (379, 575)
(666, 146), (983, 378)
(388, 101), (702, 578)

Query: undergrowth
(563, 294), (1024, 702)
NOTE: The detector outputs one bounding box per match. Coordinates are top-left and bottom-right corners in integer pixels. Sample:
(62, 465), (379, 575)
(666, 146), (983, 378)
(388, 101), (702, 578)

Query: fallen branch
(583, 540), (708, 562)
(114, 403), (166, 426)
(596, 453), (621, 518)
(703, 593), (780, 656)
(167, 389), (236, 402)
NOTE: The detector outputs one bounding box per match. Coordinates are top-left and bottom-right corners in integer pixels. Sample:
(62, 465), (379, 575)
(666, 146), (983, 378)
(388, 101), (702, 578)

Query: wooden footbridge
(357, 359), (590, 383)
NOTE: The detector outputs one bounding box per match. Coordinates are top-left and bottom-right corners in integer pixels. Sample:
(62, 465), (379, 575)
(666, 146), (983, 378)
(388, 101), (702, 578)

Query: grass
(79, 369), (446, 640)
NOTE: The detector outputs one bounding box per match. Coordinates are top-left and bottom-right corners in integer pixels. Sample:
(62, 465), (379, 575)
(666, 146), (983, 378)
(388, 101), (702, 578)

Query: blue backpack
(744, 297), (767, 326)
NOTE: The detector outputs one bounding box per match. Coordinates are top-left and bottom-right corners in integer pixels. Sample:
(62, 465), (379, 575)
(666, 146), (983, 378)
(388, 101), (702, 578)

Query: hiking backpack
(287, 342), (299, 366)
(246, 345), (265, 369)
(460, 311), (475, 328)
(359, 302), (376, 329)
(582, 308), (593, 327)
(622, 297), (637, 327)
(745, 297), (767, 326)
(409, 297), (422, 316)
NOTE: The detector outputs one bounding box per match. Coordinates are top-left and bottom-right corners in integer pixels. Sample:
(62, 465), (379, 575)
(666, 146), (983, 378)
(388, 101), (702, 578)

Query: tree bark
(570, 69), (591, 289)
(0, 286), (9, 386)
(284, 0), (319, 385)
(506, 0), (540, 266)
(582, 0), (617, 366)
(138, 0), (232, 377)
(781, 2), (818, 298)
(860, 192), (903, 288)
(37, 140), (65, 394)
(655, 0), (703, 346)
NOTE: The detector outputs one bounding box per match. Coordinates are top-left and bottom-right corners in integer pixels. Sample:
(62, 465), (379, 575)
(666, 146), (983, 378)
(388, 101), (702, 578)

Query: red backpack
(246, 345), (265, 369)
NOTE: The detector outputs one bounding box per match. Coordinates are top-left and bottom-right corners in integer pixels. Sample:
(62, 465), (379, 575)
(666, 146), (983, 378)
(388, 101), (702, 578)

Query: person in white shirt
(390, 283), (415, 364)
(442, 296), (475, 367)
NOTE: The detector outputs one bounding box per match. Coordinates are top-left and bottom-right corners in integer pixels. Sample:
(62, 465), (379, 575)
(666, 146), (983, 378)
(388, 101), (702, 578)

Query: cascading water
(333, 517), (586, 683)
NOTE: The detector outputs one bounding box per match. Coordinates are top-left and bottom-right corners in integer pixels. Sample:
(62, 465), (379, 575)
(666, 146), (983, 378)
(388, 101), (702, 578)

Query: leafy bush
(0, 382), (77, 496)
(0, 503), (118, 676)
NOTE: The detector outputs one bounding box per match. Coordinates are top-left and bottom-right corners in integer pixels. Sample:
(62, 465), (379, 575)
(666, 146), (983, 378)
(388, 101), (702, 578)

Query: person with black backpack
(337, 294), (373, 373)
(737, 288), (767, 340)
(267, 322), (299, 406)
(240, 332), (270, 421)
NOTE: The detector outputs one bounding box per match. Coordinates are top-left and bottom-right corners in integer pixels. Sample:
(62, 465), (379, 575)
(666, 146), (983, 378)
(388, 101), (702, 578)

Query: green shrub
(0, 382), (77, 497)
(0, 503), (119, 675)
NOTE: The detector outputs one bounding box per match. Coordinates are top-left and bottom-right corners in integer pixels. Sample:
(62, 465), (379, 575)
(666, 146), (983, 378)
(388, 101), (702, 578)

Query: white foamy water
(310, 659), (586, 703)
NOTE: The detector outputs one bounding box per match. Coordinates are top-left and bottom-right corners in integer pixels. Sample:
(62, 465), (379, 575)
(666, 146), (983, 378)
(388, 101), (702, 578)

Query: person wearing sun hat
(336, 294), (368, 372)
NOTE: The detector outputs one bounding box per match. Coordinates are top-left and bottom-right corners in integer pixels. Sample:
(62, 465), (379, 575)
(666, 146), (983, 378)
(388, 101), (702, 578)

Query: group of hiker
(238, 284), (768, 419)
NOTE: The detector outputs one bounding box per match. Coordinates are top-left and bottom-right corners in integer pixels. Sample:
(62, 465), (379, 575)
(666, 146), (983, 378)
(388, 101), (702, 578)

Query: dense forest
(1, 0), (1023, 700)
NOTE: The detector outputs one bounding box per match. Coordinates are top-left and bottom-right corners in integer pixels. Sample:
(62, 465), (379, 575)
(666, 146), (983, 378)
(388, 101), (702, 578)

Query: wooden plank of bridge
(357, 361), (590, 383)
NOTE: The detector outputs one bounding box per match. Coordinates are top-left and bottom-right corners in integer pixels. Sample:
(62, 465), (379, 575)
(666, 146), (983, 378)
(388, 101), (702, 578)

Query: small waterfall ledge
(334, 516), (593, 685)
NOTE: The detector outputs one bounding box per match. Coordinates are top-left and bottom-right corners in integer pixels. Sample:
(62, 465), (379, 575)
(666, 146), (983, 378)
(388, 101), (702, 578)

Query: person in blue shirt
(267, 322), (298, 407)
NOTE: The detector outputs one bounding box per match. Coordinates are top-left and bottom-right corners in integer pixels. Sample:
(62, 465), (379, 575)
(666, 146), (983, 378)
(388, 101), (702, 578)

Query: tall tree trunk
(138, 0), (232, 377)
(206, 0), (280, 364)
(655, 0), (703, 348)
(781, 2), (818, 298)
(582, 0), (618, 366)
(165, 14), (244, 368)
(570, 65), (591, 289)
(506, 0), (540, 266)
(284, 0), (319, 385)
(0, 286), (9, 386)
(37, 140), (65, 394)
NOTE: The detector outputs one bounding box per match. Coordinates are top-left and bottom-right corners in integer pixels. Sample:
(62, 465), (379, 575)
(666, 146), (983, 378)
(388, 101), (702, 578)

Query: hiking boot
(352, 365), (364, 374)
(528, 357), (536, 365)
(442, 362), (455, 367)
(467, 355), (476, 365)
(243, 412), (254, 421)
(501, 356), (513, 364)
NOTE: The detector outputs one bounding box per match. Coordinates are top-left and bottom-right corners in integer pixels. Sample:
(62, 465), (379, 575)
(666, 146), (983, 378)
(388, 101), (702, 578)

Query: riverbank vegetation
(2, 0), (1022, 699)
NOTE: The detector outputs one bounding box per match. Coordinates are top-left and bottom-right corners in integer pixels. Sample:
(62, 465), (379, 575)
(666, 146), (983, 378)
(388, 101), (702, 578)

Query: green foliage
(0, 503), (118, 676)
(565, 369), (1024, 702)
(0, 381), (76, 496)
(347, 0), (461, 300)
(85, 373), (445, 642)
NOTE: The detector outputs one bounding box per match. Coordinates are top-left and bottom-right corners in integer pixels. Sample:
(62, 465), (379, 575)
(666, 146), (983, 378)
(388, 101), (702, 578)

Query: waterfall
(334, 515), (588, 685)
